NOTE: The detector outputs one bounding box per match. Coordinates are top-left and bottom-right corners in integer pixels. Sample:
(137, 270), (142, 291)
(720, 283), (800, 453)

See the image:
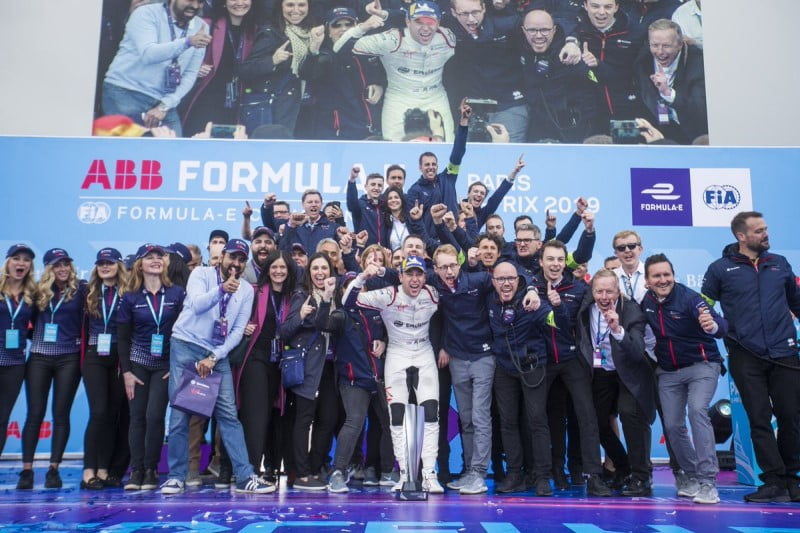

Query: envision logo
(641, 183), (680, 200)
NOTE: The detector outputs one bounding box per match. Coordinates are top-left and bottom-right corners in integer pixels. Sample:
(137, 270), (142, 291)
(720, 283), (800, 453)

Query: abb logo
(81, 160), (164, 190)
(6, 421), (52, 439)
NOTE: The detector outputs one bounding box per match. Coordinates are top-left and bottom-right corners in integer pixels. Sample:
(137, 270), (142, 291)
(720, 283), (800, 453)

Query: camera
(465, 98), (498, 143)
(610, 119), (641, 144)
(210, 124), (238, 138)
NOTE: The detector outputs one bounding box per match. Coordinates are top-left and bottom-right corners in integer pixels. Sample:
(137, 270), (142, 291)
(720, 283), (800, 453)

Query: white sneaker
(422, 469), (444, 494)
(693, 483), (720, 504)
(160, 478), (184, 494)
(185, 470), (202, 487)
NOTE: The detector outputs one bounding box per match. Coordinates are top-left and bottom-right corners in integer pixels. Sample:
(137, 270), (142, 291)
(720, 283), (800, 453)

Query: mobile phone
(210, 124), (238, 138)
(610, 120), (641, 144)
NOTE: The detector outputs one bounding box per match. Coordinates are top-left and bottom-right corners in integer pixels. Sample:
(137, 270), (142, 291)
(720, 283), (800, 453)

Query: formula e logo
(703, 185), (740, 210)
(77, 202), (111, 224)
(641, 183), (680, 200)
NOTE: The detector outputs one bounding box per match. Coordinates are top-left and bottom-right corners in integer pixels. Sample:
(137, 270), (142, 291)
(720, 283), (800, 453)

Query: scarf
(285, 24), (311, 77)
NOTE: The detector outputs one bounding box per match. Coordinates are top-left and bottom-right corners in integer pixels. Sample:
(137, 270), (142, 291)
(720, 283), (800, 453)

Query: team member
(81, 248), (129, 490)
(347, 169), (387, 246)
(161, 239), (275, 494)
(642, 253), (726, 504)
(118, 244), (186, 491)
(702, 212), (800, 503)
(17, 249), (87, 490)
(345, 257), (445, 493)
(0, 245), (36, 459)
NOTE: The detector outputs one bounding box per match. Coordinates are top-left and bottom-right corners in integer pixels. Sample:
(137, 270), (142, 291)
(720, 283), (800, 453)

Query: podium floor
(0, 462), (797, 532)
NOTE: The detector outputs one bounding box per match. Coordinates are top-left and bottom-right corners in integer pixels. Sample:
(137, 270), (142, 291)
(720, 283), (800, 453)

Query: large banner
(2, 136), (798, 459)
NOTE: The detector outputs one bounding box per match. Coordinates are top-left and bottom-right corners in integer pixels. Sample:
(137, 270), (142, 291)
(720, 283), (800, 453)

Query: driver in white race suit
(333, 1), (456, 142)
(343, 256), (444, 493)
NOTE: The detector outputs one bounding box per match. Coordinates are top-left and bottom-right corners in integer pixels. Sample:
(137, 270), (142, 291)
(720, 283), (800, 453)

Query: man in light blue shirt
(161, 239), (274, 494)
(102, 0), (210, 136)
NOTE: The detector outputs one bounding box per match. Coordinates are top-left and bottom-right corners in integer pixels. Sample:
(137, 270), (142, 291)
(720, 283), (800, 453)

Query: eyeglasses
(436, 264), (459, 272)
(330, 20), (355, 28)
(493, 276), (517, 284)
(614, 243), (641, 252)
(454, 9), (483, 19)
(515, 238), (538, 244)
(523, 27), (553, 36)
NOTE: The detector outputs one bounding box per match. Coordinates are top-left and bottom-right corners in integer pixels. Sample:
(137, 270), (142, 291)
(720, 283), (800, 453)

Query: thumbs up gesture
(581, 41), (597, 67)
(546, 280), (561, 307)
(189, 28), (212, 48)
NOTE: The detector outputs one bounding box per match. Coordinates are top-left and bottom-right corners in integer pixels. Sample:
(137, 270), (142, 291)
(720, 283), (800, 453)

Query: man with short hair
(702, 212), (800, 503)
(102, 0), (210, 136)
(317, 238), (345, 275)
(386, 165), (406, 190)
(465, 154), (524, 234)
(243, 226), (277, 284)
(347, 169), (387, 246)
(161, 239), (274, 495)
(633, 18), (707, 144)
(280, 190), (340, 254)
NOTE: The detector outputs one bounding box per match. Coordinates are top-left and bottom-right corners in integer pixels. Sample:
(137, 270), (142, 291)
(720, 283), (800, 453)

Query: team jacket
(279, 214), (340, 256)
(347, 181), (385, 247)
(701, 243), (800, 360)
(326, 303), (387, 393)
(534, 271), (587, 364)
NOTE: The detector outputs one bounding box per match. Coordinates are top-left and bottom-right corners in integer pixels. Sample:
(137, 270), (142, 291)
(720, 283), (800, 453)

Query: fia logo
(703, 185), (741, 210)
(77, 202), (111, 224)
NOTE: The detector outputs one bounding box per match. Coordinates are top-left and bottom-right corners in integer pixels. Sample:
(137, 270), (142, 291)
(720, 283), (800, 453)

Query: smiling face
(365, 176), (384, 201)
(645, 260), (675, 299)
(282, 0), (308, 26)
(402, 237), (426, 259)
(319, 242), (340, 267)
(539, 245), (566, 283)
(737, 216), (770, 256)
(386, 190), (403, 213)
(649, 28), (681, 68)
(592, 274), (619, 312)
(226, 0), (252, 22)
(522, 10), (555, 53)
(419, 155), (438, 181)
(6, 253), (33, 283)
(478, 238), (499, 267)
(328, 17), (356, 42)
(434, 252), (460, 287)
(96, 260), (119, 284)
(451, 0), (485, 35)
(407, 16), (440, 45)
(613, 234), (642, 272)
(468, 183), (487, 208)
(171, 0), (203, 24)
(268, 256), (289, 287)
(251, 234), (276, 266)
(400, 268), (426, 297)
(387, 169), (405, 189)
(492, 262), (519, 303)
(51, 259), (73, 285)
(221, 251), (247, 280)
(141, 252), (165, 276)
(584, 0), (618, 30)
(308, 256), (330, 289)
(303, 192), (322, 220)
(391, 248), (404, 269)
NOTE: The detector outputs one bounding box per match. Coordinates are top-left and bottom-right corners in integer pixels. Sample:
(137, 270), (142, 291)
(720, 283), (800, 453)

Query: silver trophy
(398, 403), (428, 501)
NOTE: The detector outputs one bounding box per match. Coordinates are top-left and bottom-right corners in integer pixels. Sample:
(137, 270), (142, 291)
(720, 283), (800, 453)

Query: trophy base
(397, 481), (428, 501)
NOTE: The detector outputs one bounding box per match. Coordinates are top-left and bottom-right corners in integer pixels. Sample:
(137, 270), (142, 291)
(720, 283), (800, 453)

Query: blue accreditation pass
(151, 334), (164, 357)
(5, 329), (20, 350)
(97, 333), (112, 356)
(44, 323), (58, 343)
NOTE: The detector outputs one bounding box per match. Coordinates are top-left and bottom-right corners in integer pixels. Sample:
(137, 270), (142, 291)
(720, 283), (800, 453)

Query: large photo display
(94, 0), (707, 144)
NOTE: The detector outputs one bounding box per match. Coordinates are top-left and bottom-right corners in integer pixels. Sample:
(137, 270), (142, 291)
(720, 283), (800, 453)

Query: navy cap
(43, 248), (73, 266)
(326, 7), (357, 25)
(123, 254), (136, 270)
(252, 226), (275, 240)
(209, 229), (229, 243)
(291, 242), (307, 254)
(401, 255), (426, 272)
(223, 238), (250, 257)
(167, 242), (192, 263)
(95, 247), (122, 264)
(135, 243), (168, 260)
(6, 243), (35, 259)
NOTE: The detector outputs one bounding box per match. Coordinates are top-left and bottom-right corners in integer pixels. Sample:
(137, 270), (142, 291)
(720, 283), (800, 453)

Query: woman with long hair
(80, 248), (129, 490)
(0, 245), (37, 460)
(17, 248), (87, 490)
(117, 244), (185, 491)
(181, 0), (261, 136)
(384, 185), (411, 252)
(233, 250), (296, 479)
(278, 252), (338, 490)
(238, 0), (321, 136)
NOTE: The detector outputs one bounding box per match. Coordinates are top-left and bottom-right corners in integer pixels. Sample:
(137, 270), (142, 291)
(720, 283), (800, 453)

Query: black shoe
(141, 469), (159, 490)
(524, 471), (536, 490)
(788, 480), (800, 502)
(587, 474), (612, 497)
(535, 477), (553, 497)
(496, 471), (526, 493)
(124, 469), (144, 490)
(438, 468), (452, 485)
(570, 471), (586, 486)
(621, 477), (652, 497)
(16, 469), (34, 490)
(81, 477), (104, 490)
(45, 467), (62, 489)
(262, 467), (278, 485)
(215, 465), (233, 489)
(102, 475), (123, 488)
(744, 483), (790, 503)
(610, 469), (629, 490)
(553, 470), (569, 490)
(293, 475), (327, 491)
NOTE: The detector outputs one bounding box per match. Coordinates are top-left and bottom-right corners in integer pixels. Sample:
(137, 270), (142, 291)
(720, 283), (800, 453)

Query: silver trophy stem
(399, 403), (427, 501)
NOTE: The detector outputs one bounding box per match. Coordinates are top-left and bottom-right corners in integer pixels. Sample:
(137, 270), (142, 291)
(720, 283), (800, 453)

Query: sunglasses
(330, 20), (355, 28)
(614, 243), (640, 252)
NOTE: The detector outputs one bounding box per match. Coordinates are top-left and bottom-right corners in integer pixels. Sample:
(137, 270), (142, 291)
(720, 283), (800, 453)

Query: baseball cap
(401, 255), (426, 272)
(135, 243), (168, 260)
(43, 248), (73, 266)
(252, 226), (275, 240)
(407, 1), (441, 21)
(95, 247), (122, 264)
(326, 7), (357, 25)
(209, 229), (229, 243)
(223, 238), (250, 258)
(167, 242), (192, 263)
(6, 243), (35, 259)
(291, 242), (308, 255)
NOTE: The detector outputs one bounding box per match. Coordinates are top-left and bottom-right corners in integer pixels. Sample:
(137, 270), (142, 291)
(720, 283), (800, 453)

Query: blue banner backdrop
(1, 136), (798, 463)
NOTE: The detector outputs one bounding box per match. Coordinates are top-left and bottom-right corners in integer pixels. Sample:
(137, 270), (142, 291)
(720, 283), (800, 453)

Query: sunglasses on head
(330, 20), (354, 28)
(614, 243), (640, 252)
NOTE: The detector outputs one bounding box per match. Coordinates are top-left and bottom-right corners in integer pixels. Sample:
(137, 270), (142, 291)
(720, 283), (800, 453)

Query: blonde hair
(0, 257), (37, 307)
(612, 230), (641, 248)
(359, 244), (391, 271)
(433, 244), (459, 264)
(86, 262), (130, 318)
(128, 258), (172, 292)
(36, 263), (80, 311)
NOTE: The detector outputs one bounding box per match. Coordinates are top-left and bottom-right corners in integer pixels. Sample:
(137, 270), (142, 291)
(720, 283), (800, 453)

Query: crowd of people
(94, 0), (707, 144)
(2, 117), (798, 504)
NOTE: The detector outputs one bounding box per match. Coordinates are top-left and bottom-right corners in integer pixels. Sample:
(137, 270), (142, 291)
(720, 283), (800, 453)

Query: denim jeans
(101, 82), (183, 136)
(449, 355), (495, 474)
(167, 338), (254, 482)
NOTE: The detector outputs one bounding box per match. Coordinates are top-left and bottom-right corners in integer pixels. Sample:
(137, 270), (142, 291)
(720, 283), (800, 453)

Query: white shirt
(589, 303), (625, 371)
(672, 0), (703, 50)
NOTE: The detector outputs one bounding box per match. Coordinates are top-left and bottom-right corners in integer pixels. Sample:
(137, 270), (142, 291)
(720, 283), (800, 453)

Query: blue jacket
(487, 280), (559, 374)
(328, 303), (386, 392)
(279, 215), (340, 255)
(641, 282), (727, 371)
(405, 124), (468, 240)
(0, 294), (37, 365)
(534, 271), (587, 364)
(30, 281), (88, 356)
(347, 181), (386, 247)
(429, 270), (495, 361)
(701, 243), (800, 360)
(473, 178), (514, 231)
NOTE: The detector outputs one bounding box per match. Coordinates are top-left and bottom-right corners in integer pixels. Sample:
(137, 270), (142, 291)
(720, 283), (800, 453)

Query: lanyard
(217, 268), (232, 318)
(250, 259), (261, 279)
(101, 285), (119, 334)
(164, 2), (189, 40)
(270, 292), (282, 320)
(5, 295), (23, 327)
(622, 271), (640, 300)
(49, 291), (66, 324)
(227, 26), (245, 64)
(595, 308), (611, 348)
(145, 289), (165, 334)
